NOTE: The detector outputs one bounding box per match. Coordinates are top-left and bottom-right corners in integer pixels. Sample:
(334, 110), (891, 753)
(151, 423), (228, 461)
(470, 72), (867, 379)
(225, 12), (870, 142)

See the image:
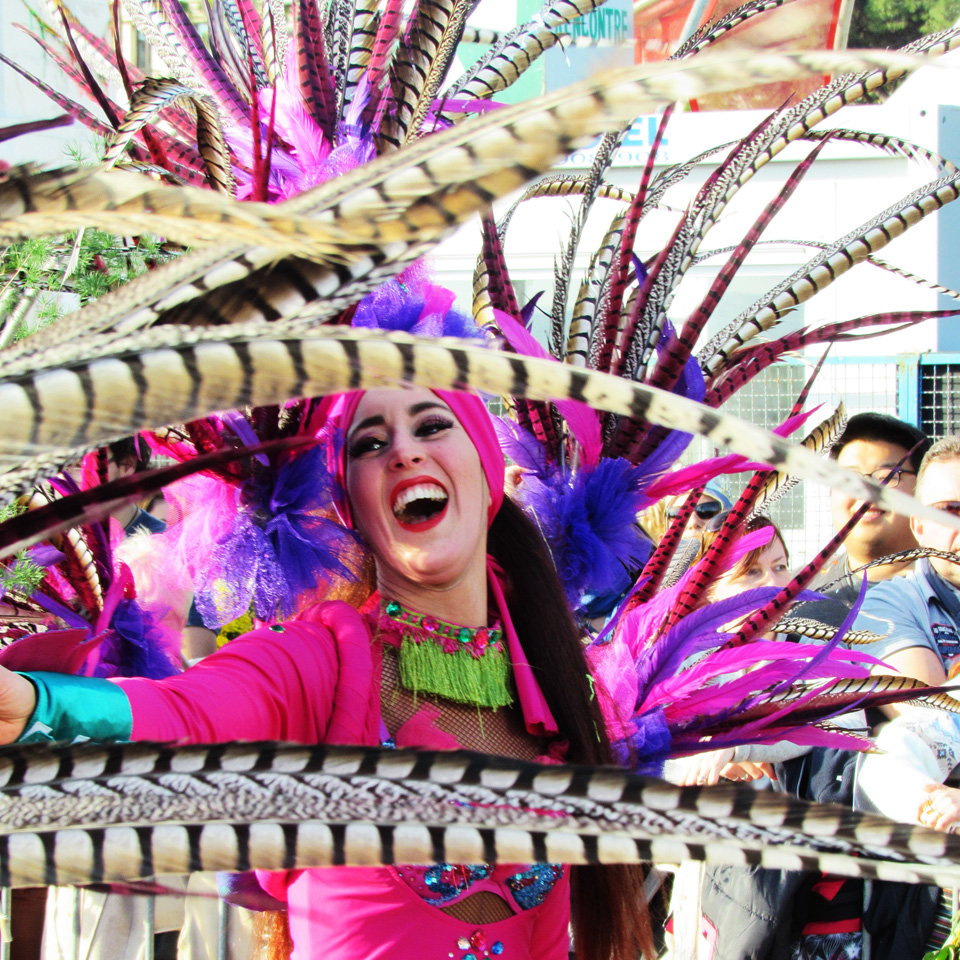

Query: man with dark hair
(856, 435), (960, 708)
(815, 412), (931, 606)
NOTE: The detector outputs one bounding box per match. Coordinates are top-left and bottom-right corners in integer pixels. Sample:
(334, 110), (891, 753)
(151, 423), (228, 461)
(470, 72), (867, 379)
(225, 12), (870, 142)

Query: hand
(918, 783), (960, 832)
(720, 761), (776, 783)
(0, 667), (37, 744)
(675, 748), (736, 786)
(504, 465), (527, 494)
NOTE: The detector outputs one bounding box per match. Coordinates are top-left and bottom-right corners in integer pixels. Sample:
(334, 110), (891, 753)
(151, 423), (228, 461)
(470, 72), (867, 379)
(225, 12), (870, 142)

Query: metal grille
(919, 362), (960, 439)
(688, 363), (809, 530)
(686, 358), (903, 567)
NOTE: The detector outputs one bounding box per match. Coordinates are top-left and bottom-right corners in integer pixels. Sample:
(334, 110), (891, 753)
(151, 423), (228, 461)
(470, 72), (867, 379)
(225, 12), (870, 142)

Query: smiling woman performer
(0, 385), (650, 960)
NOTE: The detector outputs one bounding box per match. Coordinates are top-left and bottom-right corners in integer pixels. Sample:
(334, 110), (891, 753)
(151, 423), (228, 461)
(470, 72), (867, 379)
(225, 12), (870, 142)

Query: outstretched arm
(0, 617), (347, 748)
(115, 621), (341, 743)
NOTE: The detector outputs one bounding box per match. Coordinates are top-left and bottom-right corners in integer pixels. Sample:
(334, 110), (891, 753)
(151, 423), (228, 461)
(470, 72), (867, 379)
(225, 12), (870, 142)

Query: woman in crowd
(0, 386), (650, 960)
(663, 518), (893, 960)
(665, 515), (793, 787)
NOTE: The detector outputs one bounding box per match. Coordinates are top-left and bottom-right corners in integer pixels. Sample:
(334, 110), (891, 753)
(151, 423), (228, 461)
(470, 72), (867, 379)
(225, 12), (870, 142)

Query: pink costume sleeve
(113, 601), (378, 746)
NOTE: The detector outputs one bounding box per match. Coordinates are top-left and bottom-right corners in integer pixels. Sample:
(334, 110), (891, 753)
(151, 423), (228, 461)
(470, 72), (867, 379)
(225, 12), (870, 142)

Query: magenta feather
(645, 408), (816, 500)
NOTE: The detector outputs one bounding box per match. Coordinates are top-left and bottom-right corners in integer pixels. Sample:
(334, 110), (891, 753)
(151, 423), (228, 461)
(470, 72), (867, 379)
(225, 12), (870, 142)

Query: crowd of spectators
(659, 413), (960, 960)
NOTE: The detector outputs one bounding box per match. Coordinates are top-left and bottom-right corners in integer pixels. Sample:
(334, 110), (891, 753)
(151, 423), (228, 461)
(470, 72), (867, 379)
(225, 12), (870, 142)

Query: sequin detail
(454, 930), (504, 959)
(379, 600), (503, 658)
(506, 864), (564, 910)
(269, 624), (285, 632)
(420, 864), (493, 905)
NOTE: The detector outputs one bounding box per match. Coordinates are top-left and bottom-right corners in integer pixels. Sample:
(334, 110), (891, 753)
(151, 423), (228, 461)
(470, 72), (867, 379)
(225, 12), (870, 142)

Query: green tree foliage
(850, 0), (960, 49)
(0, 504), (48, 606)
(0, 230), (174, 346)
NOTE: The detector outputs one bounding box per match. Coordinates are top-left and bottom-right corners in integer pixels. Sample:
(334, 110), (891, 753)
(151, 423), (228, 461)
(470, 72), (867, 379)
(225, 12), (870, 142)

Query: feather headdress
(3, 0), (960, 887)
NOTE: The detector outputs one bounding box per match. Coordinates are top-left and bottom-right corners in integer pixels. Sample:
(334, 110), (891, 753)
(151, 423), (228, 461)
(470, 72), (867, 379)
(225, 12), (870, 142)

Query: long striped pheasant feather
(2, 47), (918, 366)
(0, 741), (959, 888)
(0, 327), (955, 533)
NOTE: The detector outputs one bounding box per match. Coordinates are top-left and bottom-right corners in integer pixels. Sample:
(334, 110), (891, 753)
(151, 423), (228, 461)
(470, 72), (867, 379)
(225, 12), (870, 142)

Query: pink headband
(315, 389), (505, 529)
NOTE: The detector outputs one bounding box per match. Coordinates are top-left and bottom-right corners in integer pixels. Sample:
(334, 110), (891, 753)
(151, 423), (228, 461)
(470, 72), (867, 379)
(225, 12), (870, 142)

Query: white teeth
(392, 483), (447, 516)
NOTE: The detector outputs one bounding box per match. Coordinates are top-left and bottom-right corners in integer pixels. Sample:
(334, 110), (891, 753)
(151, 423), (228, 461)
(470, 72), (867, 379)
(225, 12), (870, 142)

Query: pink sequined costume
(114, 600), (570, 960)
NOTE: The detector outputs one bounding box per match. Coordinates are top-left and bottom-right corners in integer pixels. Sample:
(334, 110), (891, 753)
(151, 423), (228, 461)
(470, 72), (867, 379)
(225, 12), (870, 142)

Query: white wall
(0, 0), (108, 165)
(431, 73), (960, 361)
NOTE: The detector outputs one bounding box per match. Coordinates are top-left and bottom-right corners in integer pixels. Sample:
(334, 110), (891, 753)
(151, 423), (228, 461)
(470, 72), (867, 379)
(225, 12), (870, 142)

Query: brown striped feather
(702, 174), (960, 376)
(3, 48), (920, 359)
(102, 79), (233, 194)
(0, 328), (956, 537)
(0, 741), (958, 888)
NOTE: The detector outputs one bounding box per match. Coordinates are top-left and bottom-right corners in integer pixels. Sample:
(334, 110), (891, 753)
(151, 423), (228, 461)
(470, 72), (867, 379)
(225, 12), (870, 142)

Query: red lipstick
(390, 476), (449, 531)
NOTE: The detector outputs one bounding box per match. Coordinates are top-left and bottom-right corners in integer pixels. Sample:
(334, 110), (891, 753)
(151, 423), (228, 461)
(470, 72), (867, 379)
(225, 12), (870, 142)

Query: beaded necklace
(377, 599), (514, 709)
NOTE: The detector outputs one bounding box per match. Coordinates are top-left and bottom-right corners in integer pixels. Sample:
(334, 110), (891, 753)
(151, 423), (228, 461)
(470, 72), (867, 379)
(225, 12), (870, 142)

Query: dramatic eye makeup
(415, 414), (454, 438)
(347, 433), (386, 459)
(347, 401), (456, 459)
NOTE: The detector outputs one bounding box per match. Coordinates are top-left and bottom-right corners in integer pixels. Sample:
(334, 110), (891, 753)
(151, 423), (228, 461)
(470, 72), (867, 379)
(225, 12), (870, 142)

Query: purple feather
(221, 411), (268, 465)
(352, 279), (485, 339)
(196, 444), (359, 627)
(513, 456), (651, 610)
(631, 253), (648, 287)
(91, 599), (180, 680)
(657, 319), (705, 404)
(27, 545), (65, 567)
(520, 291), (544, 329)
(494, 418), (548, 477)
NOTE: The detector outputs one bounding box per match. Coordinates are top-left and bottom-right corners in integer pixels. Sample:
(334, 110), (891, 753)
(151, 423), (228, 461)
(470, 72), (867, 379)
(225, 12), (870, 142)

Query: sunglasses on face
(667, 499), (723, 521)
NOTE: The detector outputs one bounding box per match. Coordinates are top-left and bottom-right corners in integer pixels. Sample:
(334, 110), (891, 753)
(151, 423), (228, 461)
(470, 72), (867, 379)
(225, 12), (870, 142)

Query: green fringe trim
(398, 638), (515, 708)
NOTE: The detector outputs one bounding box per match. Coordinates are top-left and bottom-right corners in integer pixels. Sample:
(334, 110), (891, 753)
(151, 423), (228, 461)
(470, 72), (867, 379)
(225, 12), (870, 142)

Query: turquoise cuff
(17, 672), (133, 743)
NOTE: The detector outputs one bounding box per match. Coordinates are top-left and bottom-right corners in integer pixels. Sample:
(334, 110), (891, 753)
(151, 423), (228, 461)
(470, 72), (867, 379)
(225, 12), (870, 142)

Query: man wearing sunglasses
(660, 484), (732, 584)
(816, 413), (931, 608)
(855, 435), (960, 712)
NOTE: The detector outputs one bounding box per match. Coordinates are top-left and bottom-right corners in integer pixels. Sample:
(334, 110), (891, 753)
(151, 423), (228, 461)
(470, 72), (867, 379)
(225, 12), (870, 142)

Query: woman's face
(345, 387), (490, 592)
(710, 537), (791, 603)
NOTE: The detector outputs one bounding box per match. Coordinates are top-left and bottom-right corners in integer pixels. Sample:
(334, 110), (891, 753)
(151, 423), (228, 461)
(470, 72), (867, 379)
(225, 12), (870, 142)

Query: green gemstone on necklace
(385, 600), (402, 618)
(457, 627), (471, 643)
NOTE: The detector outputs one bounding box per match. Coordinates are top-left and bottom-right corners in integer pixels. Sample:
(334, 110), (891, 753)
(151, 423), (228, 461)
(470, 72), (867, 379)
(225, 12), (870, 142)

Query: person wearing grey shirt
(855, 436), (960, 715)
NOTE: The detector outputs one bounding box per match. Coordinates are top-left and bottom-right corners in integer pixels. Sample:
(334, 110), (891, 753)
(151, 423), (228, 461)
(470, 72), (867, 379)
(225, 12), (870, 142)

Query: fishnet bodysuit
(379, 644), (548, 923)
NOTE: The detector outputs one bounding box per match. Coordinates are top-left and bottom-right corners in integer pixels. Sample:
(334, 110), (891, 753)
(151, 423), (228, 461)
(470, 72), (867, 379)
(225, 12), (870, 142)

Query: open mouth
(391, 481), (449, 526)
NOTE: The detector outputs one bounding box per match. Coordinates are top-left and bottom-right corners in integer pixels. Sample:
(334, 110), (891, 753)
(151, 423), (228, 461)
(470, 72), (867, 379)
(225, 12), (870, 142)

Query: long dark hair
(488, 496), (653, 960)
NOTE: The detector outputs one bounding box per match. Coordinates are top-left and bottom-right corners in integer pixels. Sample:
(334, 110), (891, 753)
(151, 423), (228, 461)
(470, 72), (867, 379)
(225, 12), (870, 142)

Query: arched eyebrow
(349, 414), (384, 436)
(409, 401), (446, 415)
(349, 401), (447, 437)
